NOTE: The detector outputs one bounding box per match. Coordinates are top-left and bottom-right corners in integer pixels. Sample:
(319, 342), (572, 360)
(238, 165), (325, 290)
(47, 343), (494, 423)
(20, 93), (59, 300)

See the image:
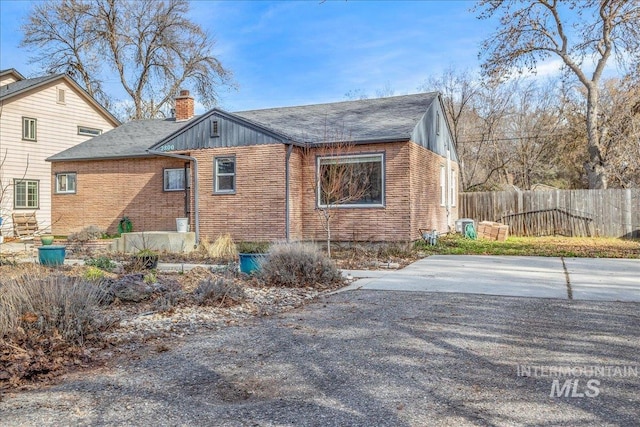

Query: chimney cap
(177, 89), (191, 98)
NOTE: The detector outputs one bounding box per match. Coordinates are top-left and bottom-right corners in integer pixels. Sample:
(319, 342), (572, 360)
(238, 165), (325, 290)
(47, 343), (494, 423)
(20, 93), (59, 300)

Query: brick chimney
(174, 89), (194, 121)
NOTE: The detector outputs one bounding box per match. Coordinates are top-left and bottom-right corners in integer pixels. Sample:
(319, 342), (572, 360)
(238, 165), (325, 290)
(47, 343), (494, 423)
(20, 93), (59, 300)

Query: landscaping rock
(107, 273), (154, 302)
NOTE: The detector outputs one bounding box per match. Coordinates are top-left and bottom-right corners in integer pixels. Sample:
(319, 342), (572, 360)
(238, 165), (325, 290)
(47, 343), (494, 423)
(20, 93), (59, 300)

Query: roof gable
(0, 73), (119, 127)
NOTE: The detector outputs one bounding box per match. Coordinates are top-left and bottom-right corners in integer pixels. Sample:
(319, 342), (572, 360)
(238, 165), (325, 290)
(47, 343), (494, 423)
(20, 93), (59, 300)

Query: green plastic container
(38, 245), (66, 266)
(239, 253), (264, 274)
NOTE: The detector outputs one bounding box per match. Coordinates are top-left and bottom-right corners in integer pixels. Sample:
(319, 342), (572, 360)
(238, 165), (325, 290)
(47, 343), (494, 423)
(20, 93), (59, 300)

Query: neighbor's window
(440, 165), (446, 206)
(164, 168), (191, 191)
(317, 153), (384, 207)
(55, 173), (77, 194)
(450, 170), (457, 207)
(14, 179), (39, 209)
(78, 126), (102, 137)
(436, 111), (441, 135)
(22, 117), (37, 141)
(214, 156), (235, 193)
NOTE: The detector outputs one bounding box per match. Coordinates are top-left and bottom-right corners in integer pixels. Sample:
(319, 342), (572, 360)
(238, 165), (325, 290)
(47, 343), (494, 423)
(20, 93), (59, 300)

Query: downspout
(446, 145), (452, 231)
(147, 150), (200, 244)
(285, 143), (294, 242)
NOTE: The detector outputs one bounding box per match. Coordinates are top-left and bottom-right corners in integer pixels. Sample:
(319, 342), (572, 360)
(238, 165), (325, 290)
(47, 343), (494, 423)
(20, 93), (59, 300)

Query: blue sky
(2, 1), (511, 112)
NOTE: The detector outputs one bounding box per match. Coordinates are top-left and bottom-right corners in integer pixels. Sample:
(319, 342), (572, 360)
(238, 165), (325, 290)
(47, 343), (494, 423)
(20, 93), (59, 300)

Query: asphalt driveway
(2, 290), (639, 426)
(343, 256), (640, 302)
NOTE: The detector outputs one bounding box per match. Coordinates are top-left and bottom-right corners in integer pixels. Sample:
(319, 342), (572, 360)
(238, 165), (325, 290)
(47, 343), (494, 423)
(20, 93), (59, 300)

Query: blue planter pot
(38, 245), (66, 266)
(239, 253), (264, 274)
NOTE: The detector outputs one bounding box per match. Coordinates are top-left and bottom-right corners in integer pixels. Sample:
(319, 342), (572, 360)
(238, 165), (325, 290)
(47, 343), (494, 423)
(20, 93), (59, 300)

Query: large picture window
(164, 168), (190, 191)
(55, 173), (77, 194)
(317, 153), (384, 207)
(14, 179), (39, 209)
(214, 156), (236, 193)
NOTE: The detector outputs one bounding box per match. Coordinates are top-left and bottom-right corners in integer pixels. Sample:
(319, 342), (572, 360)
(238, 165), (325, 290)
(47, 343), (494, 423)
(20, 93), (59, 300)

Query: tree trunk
(584, 86), (608, 189)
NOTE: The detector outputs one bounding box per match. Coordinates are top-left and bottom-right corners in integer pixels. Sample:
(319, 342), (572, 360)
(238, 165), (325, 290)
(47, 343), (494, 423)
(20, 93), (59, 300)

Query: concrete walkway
(343, 255), (640, 302)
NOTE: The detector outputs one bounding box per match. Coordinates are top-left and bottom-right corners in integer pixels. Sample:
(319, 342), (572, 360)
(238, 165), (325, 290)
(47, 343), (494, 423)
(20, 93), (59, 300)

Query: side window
(440, 165), (446, 206)
(55, 173), (77, 194)
(164, 168), (190, 191)
(214, 156), (235, 193)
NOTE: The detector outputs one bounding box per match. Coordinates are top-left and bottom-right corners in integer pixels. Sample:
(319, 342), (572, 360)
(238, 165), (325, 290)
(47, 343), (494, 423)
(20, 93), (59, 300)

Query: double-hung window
(14, 179), (39, 209)
(55, 173), (77, 194)
(317, 153), (384, 207)
(440, 165), (446, 206)
(164, 168), (190, 191)
(214, 156), (236, 193)
(22, 117), (37, 141)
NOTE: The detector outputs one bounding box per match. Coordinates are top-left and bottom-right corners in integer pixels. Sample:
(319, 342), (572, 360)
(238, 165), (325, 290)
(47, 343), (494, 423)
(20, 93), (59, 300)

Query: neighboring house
(0, 68), (119, 237)
(48, 91), (459, 242)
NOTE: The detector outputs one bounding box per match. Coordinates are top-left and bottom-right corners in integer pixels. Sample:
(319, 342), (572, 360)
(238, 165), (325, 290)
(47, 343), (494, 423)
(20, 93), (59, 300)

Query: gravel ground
(1, 291), (639, 426)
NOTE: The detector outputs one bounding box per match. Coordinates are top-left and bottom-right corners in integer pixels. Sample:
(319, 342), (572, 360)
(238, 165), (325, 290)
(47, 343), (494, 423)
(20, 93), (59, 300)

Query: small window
(450, 170), (457, 207)
(164, 168), (190, 191)
(317, 153), (384, 207)
(57, 88), (66, 104)
(22, 117), (37, 141)
(55, 173), (77, 194)
(436, 111), (441, 135)
(440, 165), (446, 206)
(14, 179), (39, 209)
(210, 120), (219, 137)
(214, 156), (235, 193)
(78, 126), (102, 137)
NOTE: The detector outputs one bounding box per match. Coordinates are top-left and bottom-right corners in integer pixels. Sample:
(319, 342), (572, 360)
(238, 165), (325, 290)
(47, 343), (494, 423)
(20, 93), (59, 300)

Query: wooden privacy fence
(459, 189), (640, 238)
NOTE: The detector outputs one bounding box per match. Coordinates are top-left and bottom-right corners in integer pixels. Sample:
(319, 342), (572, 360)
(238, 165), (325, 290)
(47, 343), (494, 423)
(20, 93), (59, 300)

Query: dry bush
(193, 277), (245, 306)
(199, 234), (238, 260)
(68, 225), (105, 242)
(260, 242), (343, 289)
(0, 272), (107, 344)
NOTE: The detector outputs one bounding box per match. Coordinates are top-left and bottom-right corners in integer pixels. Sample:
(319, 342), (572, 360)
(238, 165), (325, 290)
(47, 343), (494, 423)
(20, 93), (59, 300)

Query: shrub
(260, 242), (343, 289)
(236, 241), (270, 254)
(68, 225), (106, 242)
(210, 234), (238, 260)
(193, 277), (245, 306)
(0, 273), (107, 344)
(84, 256), (116, 272)
(83, 266), (106, 281)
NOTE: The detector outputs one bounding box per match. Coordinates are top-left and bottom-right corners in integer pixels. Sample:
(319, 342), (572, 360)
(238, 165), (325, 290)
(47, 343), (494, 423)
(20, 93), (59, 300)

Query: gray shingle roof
(48, 93), (439, 161)
(0, 74), (59, 100)
(48, 118), (195, 161)
(234, 92), (438, 143)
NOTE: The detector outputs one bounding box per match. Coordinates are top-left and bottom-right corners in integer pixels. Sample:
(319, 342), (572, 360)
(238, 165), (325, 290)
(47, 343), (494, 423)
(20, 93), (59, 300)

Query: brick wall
(51, 157), (187, 235)
(191, 144), (288, 242)
(409, 143), (459, 238)
(51, 141), (458, 243)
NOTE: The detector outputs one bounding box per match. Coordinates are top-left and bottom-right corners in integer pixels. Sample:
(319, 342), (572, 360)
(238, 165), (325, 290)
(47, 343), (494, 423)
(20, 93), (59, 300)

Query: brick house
(48, 91), (459, 242)
(0, 68), (119, 237)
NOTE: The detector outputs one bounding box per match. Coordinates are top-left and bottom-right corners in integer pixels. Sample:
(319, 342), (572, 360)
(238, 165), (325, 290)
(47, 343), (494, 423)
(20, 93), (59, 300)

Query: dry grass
(199, 234), (238, 261)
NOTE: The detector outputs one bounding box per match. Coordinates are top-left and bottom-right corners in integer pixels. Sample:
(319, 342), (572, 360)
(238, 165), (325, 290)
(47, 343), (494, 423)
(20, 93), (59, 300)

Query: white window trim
(214, 156), (236, 194)
(440, 165), (446, 207)
(316, 152), (385, 209)
(55, 172), (77, 194)
(78, 126), (102, 137)
(163, 167), (191, 192)
(22, 117), (37, 141)
(14, 179), (39, 209)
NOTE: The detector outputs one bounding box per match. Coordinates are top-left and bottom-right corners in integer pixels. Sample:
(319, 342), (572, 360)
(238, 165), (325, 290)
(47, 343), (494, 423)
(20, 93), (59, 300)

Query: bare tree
(304, 141), (376, 257)
(476, 0), (640, 189)
(22, 0), (233, 120)
(0, 149), (30, 238)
